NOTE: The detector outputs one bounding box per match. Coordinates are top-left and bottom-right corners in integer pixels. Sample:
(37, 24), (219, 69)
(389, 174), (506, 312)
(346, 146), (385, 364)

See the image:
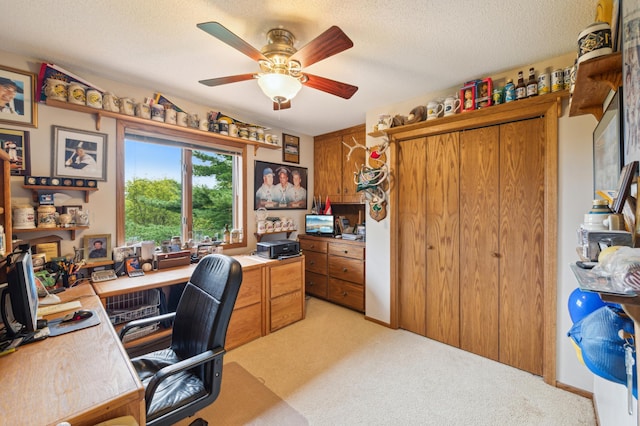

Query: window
(116, 121), (246, 248)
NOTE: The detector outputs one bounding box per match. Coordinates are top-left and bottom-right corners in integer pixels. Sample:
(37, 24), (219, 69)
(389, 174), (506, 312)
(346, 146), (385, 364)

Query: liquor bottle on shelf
(526, 67), (538, 98)
(223, 224), (230, 244)
(515, 71), (527, 100)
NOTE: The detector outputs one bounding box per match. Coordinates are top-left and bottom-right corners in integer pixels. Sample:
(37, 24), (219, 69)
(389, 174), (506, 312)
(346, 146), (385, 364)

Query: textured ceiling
(1, 0), (598, 135)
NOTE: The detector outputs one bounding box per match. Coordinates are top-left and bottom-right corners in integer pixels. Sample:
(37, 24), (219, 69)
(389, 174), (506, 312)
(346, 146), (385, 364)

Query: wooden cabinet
(394, 93), (561, 383)
(267, 257), (304, 332)
(314, 124), (366, 203)
(226, 265), (263, 349)
(299, 235), (365, 312)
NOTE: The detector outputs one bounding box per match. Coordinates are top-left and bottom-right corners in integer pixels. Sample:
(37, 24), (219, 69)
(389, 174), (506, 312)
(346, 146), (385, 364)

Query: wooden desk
(0, 283), (145, 426)
(92, 254), (305, 350)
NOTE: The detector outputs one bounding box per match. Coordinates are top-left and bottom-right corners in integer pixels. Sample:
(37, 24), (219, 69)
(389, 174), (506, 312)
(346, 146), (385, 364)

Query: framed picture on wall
(0, 127), (30, 176)
(622, 1), (640, 164)
(593, 87), (624, 196)
(0, 65), (37, 128)
(53, 126), (107, 181)
(254, 160), (308, 210)
(282, 133), (300, 164)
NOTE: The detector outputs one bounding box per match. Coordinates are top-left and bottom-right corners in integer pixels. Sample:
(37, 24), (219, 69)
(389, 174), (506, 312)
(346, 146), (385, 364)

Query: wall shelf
(14, 225), (89, 240)
(24, 184), (97, 203)
(45, 99), (281, 155)
(568, 52), (622, 120)
(367, 90), (570, 138)
(254, 230), (296, 242)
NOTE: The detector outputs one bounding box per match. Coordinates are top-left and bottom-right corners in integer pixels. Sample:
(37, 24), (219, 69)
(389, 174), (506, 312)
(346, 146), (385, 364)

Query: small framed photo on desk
(85, 234), (111, 263)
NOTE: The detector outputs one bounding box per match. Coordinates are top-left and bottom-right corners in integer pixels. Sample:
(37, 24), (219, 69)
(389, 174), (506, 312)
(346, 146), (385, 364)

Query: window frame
(115, 119), (248, 249)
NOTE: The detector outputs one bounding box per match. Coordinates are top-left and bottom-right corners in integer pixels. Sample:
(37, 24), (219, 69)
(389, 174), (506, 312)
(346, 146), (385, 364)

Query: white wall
(363, 52), (600, 396)
(0, 49), (314, 258)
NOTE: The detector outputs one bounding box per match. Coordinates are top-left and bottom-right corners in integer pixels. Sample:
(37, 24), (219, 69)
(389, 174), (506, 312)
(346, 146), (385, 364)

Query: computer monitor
(1, 250), (39, 336)
(305, 214), (335, 237)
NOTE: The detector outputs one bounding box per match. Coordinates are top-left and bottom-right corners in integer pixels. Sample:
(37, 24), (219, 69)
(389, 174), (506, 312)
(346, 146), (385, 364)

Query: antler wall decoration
(342, 136), (390, 221)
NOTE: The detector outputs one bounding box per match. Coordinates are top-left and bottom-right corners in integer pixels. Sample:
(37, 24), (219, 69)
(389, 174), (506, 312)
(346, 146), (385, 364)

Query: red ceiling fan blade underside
(303, 73), (358, 99)
(199, 73), (256, 87)
(290, 26), (354, 68)
(197, 22), (268, 63)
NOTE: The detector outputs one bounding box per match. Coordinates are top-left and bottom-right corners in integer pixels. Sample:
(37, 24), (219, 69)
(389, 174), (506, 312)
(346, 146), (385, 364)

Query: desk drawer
(328, 278), (364, 312)
(226, 303), (262, 349)
(270, 290), (303, 332)
(305, 271), (328, 298)
(300, 238), (328, 253)
(329, 242), (365, 260)
(328, 255), (364, 284)
(270, 261), (302, 298)
(235, 268), (262, 309)
(304, 251), (327, 275)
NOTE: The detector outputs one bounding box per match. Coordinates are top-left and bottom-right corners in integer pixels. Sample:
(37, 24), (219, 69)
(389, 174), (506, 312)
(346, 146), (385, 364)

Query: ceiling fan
(197, 22), (358, 110)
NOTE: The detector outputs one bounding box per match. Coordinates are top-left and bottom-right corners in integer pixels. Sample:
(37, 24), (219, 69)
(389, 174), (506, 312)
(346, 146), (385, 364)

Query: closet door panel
(498, 118), (545, 375)
(398, 137), (428, 335)
(425, 132), (460, 346)
(459, 126), (500, 360)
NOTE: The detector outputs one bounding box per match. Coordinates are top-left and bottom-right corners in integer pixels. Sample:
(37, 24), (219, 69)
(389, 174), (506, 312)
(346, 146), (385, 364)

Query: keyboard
(37, 300), (82, 316)
(92, 269), (118, 282)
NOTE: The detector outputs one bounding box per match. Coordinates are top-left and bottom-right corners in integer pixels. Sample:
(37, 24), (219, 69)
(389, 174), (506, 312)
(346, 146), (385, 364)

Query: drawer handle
(309, 281), (315, 286)
(310, 244), (315, 249)
(343, 250), (348, 254)
(343, 267), (348, 272)
(342, 291), (348, 297)
(310, 261), (315, 265)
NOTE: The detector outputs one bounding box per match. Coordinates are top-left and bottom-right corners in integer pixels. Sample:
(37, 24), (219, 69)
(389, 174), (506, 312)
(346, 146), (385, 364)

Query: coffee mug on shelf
(426, 101), (444, 120)
(67, 83), (86, 105)
(86, 89), (103, 109)
(443, 96), (461, 116)
(44, 78), (68, 102)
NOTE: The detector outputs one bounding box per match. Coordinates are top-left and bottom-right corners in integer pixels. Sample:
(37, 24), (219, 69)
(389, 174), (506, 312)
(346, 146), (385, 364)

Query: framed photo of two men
(254, 160), (308, 210)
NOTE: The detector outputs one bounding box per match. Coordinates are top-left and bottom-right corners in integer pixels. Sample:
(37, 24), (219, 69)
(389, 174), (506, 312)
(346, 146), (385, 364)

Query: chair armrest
(145, 347), (226, 408)
(119, 312), (176, 341)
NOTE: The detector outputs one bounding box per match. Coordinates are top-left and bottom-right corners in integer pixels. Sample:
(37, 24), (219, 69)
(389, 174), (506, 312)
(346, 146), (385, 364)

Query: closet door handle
(491, 252), (501, 258)
(427, 245), (434, 250)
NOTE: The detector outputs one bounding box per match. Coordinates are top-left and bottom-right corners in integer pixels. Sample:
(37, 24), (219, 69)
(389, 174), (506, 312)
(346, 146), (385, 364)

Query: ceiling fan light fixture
(257, 73), (302, 103)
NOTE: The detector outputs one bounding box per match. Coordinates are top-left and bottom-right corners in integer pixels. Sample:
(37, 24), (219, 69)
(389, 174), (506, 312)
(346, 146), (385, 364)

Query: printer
(256, 239), (301, 259)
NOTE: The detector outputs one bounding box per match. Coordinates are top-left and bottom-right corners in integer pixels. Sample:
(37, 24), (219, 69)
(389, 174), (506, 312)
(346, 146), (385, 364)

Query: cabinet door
(459, 126), (500, 361)
(341, 127), (366, 203)
(398, 137), (428, 335)
(498, 118), (545, 376)
(425, 132), (460, 347)
(314, 135), (343, 201)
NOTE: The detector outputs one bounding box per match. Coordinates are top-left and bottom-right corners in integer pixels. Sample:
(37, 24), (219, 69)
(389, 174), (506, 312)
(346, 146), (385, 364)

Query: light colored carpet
(224, 297), (596, 425)
(174, 362), (307, 425)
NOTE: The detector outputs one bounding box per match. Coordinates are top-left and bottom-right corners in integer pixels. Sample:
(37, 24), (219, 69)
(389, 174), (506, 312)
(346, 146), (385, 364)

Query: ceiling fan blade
(199, 73), (256, 87)
(303, 73), (358, 99)
(289, 26), (354, 68)
(197, 21), (268, 62)
(273, 100), (292, 110)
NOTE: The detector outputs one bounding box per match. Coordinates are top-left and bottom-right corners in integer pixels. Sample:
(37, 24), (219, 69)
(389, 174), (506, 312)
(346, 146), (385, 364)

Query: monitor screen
(3, 250), (39, 335)
(305, 214), (335, 236)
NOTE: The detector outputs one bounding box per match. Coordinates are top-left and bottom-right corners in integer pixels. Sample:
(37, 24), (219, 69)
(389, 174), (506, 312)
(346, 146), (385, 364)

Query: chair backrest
(171, 254), (243, 360)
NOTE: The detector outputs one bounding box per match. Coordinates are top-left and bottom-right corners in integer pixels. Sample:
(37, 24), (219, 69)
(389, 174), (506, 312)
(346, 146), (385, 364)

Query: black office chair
(119, 254), (243, 426)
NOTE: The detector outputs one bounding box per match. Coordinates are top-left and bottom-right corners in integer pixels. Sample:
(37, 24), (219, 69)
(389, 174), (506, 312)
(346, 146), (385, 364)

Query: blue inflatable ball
(568, 287), (606, 323)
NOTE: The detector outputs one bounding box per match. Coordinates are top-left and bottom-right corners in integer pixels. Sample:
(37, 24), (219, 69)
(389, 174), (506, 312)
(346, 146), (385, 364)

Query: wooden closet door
(459, 126), (500, 361)
(398, 137), (427, 335)
(314, 135), (343, 201)
(498, 118), (545, 375)
(425, 132), (460, 346)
